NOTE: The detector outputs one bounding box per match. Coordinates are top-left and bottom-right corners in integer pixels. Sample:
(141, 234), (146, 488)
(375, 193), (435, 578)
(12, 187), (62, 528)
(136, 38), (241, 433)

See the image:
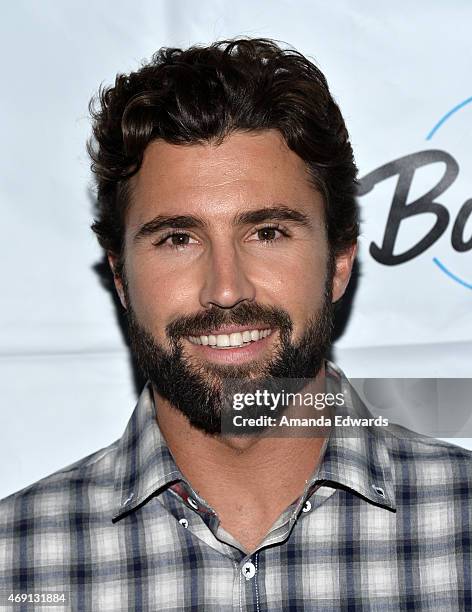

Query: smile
(187, 328), (273, 349)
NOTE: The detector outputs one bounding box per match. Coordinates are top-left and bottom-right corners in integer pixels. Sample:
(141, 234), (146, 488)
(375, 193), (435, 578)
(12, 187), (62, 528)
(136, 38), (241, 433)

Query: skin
(109, 130), (356, 551)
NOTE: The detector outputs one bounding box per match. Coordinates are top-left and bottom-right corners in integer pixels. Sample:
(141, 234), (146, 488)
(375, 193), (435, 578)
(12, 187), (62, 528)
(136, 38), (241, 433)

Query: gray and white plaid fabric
(0, 361), (470, 610)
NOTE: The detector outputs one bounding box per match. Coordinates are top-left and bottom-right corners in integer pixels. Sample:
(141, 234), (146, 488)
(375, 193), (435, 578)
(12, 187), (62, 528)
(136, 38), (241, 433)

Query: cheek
(125, 251), (198, 335)
(250, 243), (328, 312)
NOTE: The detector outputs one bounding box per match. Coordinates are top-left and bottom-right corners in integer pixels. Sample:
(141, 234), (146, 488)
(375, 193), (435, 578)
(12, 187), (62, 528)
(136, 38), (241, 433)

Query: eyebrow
(133, 205), (312, 243)
(234, 206), (312, 228)
(133, 215), (206, 243)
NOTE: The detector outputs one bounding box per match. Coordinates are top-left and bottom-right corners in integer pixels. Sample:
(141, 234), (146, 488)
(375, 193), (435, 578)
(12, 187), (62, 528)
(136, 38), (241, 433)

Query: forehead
(127, 129), (323, 228)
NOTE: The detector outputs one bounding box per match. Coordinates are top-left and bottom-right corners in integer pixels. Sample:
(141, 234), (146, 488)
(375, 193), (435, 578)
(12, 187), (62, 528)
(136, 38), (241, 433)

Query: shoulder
(385, 420), (472, 458)
(0, 440), (119, 524)
(382, 423), (472, 490)
(0, 441), (123, 591)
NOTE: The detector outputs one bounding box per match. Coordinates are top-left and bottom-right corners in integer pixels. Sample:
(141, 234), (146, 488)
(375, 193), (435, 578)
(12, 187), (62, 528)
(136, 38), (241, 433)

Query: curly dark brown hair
(88, 38), (358, 275)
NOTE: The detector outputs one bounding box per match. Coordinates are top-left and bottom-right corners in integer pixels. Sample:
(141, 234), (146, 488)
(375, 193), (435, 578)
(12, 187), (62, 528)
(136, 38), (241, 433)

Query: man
(0, 38), (470, 611)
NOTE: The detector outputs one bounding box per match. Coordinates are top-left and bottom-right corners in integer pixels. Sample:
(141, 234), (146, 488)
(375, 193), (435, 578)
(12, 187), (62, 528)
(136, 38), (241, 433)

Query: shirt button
(302, 500), (312, 513)
(372, 484), (385, 498)
(179, 518), (189, 528)
(188, 497), (199, 510)
(241, 561), (256, 580)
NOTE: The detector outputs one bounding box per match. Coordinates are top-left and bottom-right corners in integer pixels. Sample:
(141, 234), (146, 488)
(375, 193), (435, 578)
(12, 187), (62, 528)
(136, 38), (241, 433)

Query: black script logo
(358, 150), (471, 265)
(357, 95), (472, 290)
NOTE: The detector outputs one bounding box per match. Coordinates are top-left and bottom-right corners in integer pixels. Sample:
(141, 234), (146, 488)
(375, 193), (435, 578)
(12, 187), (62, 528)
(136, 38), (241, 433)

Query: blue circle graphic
(426, 97), (472, 291)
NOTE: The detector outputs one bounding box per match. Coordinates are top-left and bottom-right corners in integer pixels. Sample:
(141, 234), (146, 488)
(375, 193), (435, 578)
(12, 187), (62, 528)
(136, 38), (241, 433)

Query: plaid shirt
(0, 361), (470, 611)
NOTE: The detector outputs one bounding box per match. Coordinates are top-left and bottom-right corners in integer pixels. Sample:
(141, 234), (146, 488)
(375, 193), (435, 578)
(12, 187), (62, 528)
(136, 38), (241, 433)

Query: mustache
(165, 301), (293, 340)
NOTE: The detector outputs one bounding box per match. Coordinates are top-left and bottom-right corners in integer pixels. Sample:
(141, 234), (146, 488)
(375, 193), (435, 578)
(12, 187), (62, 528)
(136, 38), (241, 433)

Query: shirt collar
(112, 382), (183, 521)
(112, 361), (396, 521)
(314, 361), (396, 511)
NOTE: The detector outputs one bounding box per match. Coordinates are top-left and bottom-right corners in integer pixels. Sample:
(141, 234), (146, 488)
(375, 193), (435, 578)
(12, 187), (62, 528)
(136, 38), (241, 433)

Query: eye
(247, 225), (289, 243)
(153, 232), (198, 250)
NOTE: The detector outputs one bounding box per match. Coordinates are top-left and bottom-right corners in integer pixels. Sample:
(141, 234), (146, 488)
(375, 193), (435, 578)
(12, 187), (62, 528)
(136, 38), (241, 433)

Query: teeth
(229, 332), (243, 346)
(187, 329), (272, 348)
(216, 335), (230, 347)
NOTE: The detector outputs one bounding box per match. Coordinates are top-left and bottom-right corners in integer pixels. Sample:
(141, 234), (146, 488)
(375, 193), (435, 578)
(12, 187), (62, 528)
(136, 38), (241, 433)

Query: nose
(199, 242), (256, 309)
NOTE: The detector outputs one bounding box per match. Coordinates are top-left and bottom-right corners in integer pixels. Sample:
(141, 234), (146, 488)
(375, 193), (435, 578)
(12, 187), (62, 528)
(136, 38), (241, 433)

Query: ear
(331, 242), (358, 303)
(107, 252), (127, 309)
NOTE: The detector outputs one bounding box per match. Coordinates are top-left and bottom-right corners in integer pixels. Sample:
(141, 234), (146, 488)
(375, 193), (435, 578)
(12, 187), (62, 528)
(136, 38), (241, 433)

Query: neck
(153, 365), (328, 509)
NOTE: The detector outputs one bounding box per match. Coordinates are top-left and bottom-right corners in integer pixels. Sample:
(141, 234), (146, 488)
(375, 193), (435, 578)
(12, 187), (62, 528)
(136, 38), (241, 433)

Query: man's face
(112, 130), (355, 434)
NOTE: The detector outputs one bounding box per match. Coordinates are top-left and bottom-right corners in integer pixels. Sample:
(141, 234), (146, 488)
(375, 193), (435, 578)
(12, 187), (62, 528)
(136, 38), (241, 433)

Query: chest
(216, 499), (294, 552)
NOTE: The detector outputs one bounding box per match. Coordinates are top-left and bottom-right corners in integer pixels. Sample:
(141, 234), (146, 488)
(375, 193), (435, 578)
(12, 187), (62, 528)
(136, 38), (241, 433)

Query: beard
(123, 260), (335, 436)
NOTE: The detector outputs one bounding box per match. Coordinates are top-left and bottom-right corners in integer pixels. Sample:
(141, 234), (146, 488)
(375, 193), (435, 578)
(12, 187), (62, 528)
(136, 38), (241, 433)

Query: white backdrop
(1, 0), (471, 499)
